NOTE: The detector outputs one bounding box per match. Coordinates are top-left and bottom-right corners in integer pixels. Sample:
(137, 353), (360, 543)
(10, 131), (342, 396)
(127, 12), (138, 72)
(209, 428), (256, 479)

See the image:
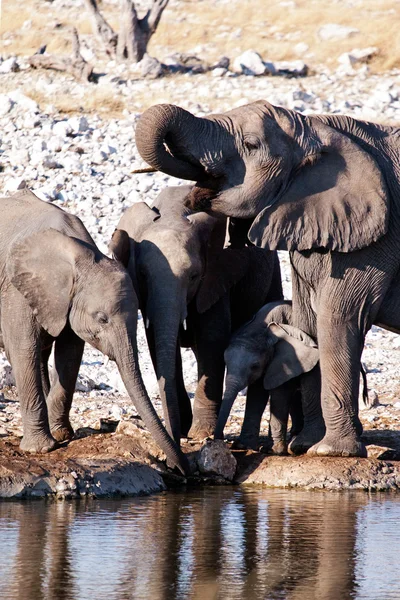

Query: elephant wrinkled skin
(110, 185), (283, 443)
(0, 189), (187, 474)
(136, 100), (400, 458)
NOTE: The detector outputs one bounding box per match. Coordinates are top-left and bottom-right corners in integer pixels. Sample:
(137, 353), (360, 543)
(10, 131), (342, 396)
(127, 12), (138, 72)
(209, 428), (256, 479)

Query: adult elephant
(110, 185), (282, 442)
(135, 101), (400, 457)
(0, 188), (186, 473)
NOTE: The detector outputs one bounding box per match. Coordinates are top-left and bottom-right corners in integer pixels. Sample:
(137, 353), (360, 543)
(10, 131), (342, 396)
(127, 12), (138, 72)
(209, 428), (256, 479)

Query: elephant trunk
(147, 292), (187, 443)
(214, 374), (245, 439)
(135, 104), (211, 181)
(115, 335), (189, 475)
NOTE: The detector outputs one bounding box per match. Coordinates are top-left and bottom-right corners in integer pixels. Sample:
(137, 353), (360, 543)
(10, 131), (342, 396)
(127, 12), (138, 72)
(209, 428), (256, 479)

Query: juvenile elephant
(215, 301), (319, 454)
(136, 100), (400, 457)
(110, 185), (283, 443)
(0, 189), (186, 473)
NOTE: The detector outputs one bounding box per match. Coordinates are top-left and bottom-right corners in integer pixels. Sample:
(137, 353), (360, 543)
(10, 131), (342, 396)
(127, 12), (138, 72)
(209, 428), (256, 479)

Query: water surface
(0, 488), (399, 600)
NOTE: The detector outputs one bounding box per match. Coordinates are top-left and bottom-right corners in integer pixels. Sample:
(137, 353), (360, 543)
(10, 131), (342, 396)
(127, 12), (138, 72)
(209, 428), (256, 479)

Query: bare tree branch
(144, 0), (169, 34)
(83, 0), (118, 56)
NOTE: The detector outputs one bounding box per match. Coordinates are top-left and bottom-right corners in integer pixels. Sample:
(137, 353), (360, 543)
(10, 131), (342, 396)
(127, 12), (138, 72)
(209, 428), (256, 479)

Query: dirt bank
(1, 422), (400, 499)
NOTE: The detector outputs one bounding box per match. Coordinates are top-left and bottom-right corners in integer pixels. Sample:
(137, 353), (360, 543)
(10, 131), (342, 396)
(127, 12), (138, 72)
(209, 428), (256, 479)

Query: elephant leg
(2, 295), (56, 453)
(46, 326), (84, 443)
(308, 311), (367, 458)
(268, 380), (301, 455)
(40, 343), (52, 399)
(289, 366), (325, 455)
(288, 387), (303, 438)
(189, 296), (231, 439)
(175, 344), (192, 437)
(237, 379), (269, 450)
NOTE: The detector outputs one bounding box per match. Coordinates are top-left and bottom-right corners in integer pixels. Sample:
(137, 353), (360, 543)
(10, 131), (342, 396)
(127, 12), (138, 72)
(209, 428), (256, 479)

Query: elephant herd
(3, 99), (400, 476)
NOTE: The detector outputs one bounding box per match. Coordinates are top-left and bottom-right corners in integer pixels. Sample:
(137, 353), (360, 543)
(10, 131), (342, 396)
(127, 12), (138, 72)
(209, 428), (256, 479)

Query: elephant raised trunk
(135, 104), (209, 181)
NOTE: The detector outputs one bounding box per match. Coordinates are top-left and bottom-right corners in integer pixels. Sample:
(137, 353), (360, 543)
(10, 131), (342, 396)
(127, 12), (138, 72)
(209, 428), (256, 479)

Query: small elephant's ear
(249, 125), (389, 252)
(118, 201), (160, 242)
(263, 323), (319, 389)
(7, 229), (86, 337)
(109, 229), (130, 267)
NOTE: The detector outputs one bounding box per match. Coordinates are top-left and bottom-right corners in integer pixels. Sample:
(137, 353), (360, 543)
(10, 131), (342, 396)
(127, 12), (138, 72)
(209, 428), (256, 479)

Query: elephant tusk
(183, 319), (187, 330)
(145, 317), (150, 329)
(104, 356), (109, 367)
(130, 167), (158, 174)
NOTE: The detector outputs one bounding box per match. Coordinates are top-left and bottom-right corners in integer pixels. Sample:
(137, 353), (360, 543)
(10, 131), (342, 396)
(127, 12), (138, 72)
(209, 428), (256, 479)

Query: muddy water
(0, 489), (399, 600)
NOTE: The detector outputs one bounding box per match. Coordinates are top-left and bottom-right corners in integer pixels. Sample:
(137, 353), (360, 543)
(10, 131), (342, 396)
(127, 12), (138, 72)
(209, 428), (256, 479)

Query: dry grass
(1, 0), (400, 72)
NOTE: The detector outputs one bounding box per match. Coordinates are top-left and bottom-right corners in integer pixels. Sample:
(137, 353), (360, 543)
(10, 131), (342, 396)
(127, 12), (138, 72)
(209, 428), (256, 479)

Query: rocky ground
(1, 10), (400, 495)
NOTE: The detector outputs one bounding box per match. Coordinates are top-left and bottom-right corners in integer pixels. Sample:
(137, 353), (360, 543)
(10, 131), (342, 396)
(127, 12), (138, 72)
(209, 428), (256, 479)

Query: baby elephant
(0, 189), (186, 473)
(214, 301), (319, 454)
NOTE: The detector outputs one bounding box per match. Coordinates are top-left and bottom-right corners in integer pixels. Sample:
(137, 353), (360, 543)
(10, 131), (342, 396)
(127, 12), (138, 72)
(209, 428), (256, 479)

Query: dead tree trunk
(28, 29), (94, 82)
(85, 0), (169, 63)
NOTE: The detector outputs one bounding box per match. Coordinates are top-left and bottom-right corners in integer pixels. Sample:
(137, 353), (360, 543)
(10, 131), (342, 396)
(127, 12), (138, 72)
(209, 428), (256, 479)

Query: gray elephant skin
(110, 185), (283, 443)
(215, 300), (319, 454)
(0, 189), (186, 474)
(135, 100), (400, 458)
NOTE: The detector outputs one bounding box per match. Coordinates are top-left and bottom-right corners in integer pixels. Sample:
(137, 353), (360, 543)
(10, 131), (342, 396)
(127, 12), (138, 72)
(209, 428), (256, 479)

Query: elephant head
(110, 186), (251, 443)
(135, 102), (389, 253)
(8, 228), (188, 474)
(214, 321), (319, 439)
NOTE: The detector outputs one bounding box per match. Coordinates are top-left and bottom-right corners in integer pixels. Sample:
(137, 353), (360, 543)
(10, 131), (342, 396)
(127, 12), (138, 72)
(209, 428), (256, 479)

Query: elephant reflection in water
(0, 501), (75, 600)
(0, 491), (369, 600)
(110, 490), (368, 600)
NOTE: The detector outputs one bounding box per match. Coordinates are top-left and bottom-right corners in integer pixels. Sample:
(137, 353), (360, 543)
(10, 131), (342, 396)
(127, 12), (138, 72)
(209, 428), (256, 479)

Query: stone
(8, 91), (38, 113)
(274, 60), (308, 77)
(0, 57), (19, 74)
(67, 115), (90, 133)
(338, 47), (379, 69)
(53, 120), (73, 138)
(212, 68), (227, 77)
(0, 95), (14, 116)
(233, 50), (267, 76)
(47, 136), (64, 153)
(198, 440), (237, 481)
(318, 23), (359, 41)
(294, 42), (309, 55)
(212, 56), (230, 70)
(140, 54), (163, 79)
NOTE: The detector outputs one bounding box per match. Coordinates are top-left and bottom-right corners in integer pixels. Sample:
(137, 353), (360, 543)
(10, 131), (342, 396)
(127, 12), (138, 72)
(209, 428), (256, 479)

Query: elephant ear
(189, 213), (250, 313)
(117, 201), (160, 243)
(109, 229), (131, 267)
(263, 323), (319, 389)
(249, 126), (389, 252)
(7, 229), (88, 337)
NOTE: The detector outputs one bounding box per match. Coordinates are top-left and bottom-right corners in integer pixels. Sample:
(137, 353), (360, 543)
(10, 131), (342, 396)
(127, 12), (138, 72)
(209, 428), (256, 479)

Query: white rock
(32, 139), (47, 153)
(8, 91), (38, 113)
(198, 440), (237, 481)
(233, 50), (267, 76)
(91, 150), (108, 164)
(318, 24), (359, 41)
(67, 115), (90, 133)
(61, 156), (83, 173)
(53, 120), (73, 138)
(294, 42), (309, 55)
(0, 363), (15, 387)
(0, 95), (13, 116)
(212, 67), (227, 77)
(273, 60), (308, 77)
(75, 374), (96, 392)
(0, 57), (19, 74)
(47, 136), (64, 153)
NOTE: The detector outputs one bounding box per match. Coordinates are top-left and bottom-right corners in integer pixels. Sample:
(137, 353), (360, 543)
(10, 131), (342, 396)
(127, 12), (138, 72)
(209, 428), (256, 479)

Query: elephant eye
(244, 136), (260, 151)
(95, 311), (109, 324)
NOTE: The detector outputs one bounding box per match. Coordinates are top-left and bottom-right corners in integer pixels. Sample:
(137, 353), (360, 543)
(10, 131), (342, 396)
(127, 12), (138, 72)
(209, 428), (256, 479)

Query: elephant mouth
(184, 177), (224, 212)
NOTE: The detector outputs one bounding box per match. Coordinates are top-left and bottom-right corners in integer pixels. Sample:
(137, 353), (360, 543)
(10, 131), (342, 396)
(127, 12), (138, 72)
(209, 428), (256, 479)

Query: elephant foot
(50, 424), (74, 443)
(288, 423), (325, 455)
(271, 440), (288, 456)
(188, 418), (216, 441)
(20, 433), (58, 454)
(307, 433), (367, 458)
